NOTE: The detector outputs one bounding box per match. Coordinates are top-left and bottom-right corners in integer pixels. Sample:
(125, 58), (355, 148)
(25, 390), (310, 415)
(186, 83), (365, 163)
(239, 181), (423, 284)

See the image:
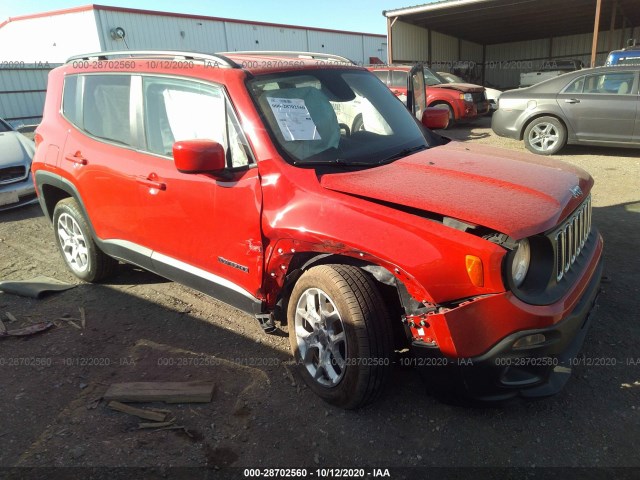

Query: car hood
(0, 131), (35, 166)
(320, 142), (592, 239)
(434, 83), (484, 93)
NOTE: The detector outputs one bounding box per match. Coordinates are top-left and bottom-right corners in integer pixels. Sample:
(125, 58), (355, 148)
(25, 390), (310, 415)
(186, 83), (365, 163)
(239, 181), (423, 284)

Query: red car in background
(369, 65), (489, 127)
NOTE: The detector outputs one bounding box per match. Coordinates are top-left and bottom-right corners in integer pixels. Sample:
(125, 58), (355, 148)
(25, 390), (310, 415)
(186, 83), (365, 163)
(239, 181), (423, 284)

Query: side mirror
(422, 107), (450, 130)
(173, 139), (226, 175)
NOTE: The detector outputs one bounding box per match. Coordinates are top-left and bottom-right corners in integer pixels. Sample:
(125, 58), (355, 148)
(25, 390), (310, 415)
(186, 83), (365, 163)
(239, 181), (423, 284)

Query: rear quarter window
(62, 75), (79, 125)
(82, 75), (132, 146)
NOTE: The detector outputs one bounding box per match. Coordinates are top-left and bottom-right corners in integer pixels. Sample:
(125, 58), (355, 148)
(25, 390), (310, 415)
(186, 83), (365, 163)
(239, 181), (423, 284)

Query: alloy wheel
(294, 287), (347, 387)
(57, 212), (89, 273)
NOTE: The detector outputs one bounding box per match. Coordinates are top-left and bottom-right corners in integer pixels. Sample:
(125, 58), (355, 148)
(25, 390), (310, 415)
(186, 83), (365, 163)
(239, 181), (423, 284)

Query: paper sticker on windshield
(267, 98), (321, 141)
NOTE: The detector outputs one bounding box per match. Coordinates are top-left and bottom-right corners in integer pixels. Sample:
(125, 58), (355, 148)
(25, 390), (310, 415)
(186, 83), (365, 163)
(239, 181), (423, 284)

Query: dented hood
(320, 142), (592, 239)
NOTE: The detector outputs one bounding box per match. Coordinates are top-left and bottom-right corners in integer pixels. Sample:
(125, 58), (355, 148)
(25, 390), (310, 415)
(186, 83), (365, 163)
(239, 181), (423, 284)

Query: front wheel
(523, 116), (567, 155)
(287, 265), (393, 409)
(52, 198), (118, 282)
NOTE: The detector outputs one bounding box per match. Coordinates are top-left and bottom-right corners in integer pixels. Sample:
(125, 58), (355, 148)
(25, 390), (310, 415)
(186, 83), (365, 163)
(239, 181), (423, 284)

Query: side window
(390, 70), (407, 88)
(62, 75), (79, 125)
(563, 77), (584, 94)
(583, 72), (635, 95)
(142, 77), (252, 167)
(83, 75), (132, 145)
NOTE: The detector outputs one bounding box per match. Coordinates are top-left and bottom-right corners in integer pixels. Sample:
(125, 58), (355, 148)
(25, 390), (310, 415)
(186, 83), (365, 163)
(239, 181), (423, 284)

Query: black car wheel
(287, 264), (393, 409)
(53, 198), (118, 282)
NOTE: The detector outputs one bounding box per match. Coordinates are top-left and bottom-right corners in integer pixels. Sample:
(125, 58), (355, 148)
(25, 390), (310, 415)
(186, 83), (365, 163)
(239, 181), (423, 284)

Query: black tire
(287, 264), (393, 409)
(430, 102), (454, 129)
(523, 116), (567, 155)
(351, 114), (364, 133)
(52, 198), (118, 282)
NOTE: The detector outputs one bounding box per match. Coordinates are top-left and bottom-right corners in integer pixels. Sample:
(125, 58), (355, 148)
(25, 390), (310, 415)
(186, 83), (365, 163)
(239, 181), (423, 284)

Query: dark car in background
(492, 66), (640, 155)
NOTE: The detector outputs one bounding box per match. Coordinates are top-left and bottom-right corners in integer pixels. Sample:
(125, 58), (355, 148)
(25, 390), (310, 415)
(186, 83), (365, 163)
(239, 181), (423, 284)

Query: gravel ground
(1, 118), (638, 477)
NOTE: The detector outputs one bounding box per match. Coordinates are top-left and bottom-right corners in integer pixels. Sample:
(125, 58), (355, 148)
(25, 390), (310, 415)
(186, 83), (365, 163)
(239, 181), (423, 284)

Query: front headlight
(511, 239), (531, 287)
(463, 93), (473, 102)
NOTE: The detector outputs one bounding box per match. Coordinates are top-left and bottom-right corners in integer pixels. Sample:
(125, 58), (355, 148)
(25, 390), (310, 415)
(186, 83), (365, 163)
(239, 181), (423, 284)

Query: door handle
(564, 98), (580, 104)
(64, 151), (88, 165)
(137, 175), (166, 191)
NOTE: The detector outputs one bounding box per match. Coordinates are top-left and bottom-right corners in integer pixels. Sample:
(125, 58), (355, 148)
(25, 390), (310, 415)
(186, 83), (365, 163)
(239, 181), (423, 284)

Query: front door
(557, 70), (638, 143)
(132, 75), (264, 310)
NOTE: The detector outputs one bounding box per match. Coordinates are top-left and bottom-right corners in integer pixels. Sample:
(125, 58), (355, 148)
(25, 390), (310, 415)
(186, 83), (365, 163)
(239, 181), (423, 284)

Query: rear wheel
(430, 102), (454, 129)
(523, 116), (566, 155)
(53, 198), (117, 282)
(287, 264), (393, 409)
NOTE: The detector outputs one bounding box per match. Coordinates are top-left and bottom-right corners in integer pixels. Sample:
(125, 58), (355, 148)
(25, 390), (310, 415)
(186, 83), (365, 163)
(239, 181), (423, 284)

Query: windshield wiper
(378, 144), (428, 164)
(293, 158), (376, 167)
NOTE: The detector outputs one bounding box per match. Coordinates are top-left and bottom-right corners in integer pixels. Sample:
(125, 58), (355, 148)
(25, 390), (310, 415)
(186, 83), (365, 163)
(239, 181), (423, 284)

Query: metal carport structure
(383, 0), (640, 88)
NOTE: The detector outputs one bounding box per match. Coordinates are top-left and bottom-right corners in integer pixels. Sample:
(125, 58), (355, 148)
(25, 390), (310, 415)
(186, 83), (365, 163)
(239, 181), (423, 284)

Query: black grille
(554, 196), (592, 282)
(471, 91), (486, 103)
(0, 166), (27, 184)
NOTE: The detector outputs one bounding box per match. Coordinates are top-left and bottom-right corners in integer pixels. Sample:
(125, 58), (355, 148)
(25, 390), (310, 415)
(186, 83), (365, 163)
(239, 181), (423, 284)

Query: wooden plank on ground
(103, 381), (215, 403)
(107, 400), (168, 422)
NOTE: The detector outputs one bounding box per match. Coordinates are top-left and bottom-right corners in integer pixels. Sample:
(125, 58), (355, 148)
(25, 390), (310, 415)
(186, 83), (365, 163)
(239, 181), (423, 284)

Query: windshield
(440, 72), (464, 83)
(247, 69), (428, 166)
(424, 68), (447, 86)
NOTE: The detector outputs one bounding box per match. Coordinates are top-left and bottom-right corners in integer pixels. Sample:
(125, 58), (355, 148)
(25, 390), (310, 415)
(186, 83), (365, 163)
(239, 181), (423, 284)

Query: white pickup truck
(520, 60), (583, 88)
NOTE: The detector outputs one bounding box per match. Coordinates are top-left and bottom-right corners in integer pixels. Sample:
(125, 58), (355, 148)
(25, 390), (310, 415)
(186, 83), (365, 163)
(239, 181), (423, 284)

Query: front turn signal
(465, 255), (484, 287)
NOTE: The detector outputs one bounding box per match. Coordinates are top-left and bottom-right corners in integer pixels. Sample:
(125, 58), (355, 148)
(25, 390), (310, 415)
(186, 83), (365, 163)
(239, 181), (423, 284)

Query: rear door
(557, 70), (638, 143)
(60, 74), (144, 249)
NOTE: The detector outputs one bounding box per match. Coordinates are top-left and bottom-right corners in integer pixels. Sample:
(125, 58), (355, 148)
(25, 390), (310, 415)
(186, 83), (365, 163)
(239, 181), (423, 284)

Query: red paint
(368, 65), (490, 121)
(33, 54), (603, 363)
(320, 141), (593, 239)
(423, 107), (450, 129)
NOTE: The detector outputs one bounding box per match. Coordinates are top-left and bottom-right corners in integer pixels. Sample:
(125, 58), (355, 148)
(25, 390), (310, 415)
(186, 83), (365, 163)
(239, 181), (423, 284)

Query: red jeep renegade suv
(32, 50), (602, 408)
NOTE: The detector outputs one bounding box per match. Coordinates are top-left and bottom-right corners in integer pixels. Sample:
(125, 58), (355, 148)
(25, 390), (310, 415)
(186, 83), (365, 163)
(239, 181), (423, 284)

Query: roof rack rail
(224, 50), (355, 64)
(65, 50), (239, 68)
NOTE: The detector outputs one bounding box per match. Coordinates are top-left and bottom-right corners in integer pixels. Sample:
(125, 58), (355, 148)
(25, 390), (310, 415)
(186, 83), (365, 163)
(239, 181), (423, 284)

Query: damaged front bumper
(411, 255), (603, 402)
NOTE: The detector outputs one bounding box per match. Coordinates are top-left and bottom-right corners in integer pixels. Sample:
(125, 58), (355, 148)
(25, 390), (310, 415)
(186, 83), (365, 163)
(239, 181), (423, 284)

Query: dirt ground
(1, 117), (639, 476)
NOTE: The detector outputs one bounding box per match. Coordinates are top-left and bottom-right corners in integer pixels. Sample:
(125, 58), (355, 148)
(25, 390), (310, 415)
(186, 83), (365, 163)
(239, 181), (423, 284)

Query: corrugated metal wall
(98, 9), (240, 52)
(390, 20), (429, 62)
(94, 9), (386, 64)
(430, 31), (458, 64)
(0, 8), (387, 125)
(391, 19), (640, 89)
(0, 10), (101, 63)
(390, 21), (484, 82)
(0, 66), (57, 127)
(461, 40), (483, 63)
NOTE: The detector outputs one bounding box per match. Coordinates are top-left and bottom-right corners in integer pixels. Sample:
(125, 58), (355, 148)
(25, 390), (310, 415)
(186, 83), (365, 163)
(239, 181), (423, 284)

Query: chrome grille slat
(555, 196), (592, 282)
